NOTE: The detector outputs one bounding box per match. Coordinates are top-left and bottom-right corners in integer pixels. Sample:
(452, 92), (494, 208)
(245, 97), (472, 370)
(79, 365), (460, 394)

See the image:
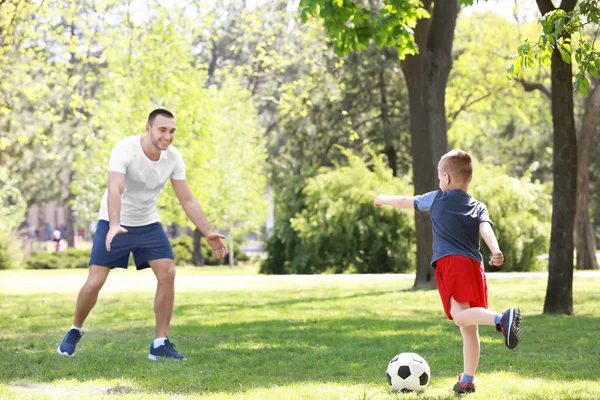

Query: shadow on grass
(1, 300), (600, 396)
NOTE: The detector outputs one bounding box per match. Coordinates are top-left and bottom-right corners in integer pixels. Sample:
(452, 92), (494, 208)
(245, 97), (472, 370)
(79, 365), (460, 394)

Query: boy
(374, 150), (521, 394)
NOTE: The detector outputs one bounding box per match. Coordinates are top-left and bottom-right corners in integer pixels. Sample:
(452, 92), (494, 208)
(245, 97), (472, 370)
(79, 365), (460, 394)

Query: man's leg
(148, 258), (176, 338)
(58, 265), (110, 356)
(146, 258), (185, 360)
(74, 265), (111, 327)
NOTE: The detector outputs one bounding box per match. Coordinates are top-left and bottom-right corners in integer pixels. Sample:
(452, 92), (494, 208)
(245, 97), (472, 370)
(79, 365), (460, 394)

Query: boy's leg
(450, 297), (497, 327)
(73, 265), (111, 327)
(460, 325), (480, 376)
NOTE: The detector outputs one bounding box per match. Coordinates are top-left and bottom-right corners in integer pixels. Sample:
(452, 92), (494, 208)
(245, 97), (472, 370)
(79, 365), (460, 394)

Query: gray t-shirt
(414, 189), (492, 268)
(98, 135), (186, 226)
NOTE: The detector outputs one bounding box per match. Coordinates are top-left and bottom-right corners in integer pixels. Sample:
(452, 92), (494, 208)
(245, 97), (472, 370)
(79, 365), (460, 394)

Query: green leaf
(560, 48), (571, 64)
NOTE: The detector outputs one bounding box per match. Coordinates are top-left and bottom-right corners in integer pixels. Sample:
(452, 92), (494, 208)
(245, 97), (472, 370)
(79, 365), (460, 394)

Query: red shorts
(435, 255), (488, 320)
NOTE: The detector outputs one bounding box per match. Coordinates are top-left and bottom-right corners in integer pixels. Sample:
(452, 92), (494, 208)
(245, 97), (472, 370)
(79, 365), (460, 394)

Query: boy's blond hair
(440, 150), (473, 183)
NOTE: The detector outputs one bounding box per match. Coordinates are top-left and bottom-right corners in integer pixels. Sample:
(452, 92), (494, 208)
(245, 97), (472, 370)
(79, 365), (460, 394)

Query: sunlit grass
(0, 267), (599, 399)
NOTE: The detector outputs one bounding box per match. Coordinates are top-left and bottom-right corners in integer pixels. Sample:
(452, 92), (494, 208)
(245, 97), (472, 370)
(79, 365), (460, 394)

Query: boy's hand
(374, 195), (386, 208)
(489, 250), (504, 267)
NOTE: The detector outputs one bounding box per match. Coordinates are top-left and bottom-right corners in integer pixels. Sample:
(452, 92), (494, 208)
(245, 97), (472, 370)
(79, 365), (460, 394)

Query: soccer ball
(386, 352), (431, 393)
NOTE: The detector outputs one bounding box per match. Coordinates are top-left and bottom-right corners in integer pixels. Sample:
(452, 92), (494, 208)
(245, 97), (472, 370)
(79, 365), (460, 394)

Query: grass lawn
(0, 266), (599, 399)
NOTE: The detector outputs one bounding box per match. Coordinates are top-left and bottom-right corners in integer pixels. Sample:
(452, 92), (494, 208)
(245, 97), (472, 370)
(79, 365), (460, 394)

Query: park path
(1, 270), (599, 294)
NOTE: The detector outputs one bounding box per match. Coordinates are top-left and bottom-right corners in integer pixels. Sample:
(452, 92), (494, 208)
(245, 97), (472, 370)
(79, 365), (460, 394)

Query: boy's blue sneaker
(499, 307), (522, 349)
(148, 338), (186, 361)
(57, 329), (83, 356)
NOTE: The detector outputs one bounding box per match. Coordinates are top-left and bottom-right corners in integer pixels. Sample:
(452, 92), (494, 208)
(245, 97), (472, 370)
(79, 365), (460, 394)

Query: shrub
(471, 162), (551, 272)
(267, 149), (415, 274)
(171, 235), (193, 266)
(26, 248), (90, 269)
(171, 235), (249, 266)
(0, 228), (25, 270)
(260, 173), (310, 274)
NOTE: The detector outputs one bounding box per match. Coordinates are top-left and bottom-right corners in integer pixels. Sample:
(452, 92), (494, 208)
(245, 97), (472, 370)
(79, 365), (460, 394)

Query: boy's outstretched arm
(480, 222), (504, 267)
(374, 194), (415, 209)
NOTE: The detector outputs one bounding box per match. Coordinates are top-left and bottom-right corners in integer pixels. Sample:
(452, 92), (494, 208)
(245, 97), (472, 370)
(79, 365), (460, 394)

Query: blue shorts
(89, 220), (174, 270)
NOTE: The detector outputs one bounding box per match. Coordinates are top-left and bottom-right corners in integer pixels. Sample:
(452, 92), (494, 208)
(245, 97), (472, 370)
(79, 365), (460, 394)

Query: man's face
(146, 115), (176, 151)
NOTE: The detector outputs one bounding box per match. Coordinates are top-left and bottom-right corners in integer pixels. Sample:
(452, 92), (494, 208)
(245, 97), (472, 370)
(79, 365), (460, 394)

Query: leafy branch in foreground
(508, 0), (600, 95)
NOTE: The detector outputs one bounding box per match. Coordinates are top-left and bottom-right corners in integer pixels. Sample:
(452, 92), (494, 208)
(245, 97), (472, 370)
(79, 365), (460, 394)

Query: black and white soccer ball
(386, 352), (431, 393)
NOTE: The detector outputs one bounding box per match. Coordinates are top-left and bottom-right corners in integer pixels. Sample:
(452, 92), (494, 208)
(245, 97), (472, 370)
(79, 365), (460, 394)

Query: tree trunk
(574, 81), (599, 270)
(544, 44), (577, 314)
(192, 228), (205, 266)
(64, 204), (75, 248)
(401, 0), (456, 289)
(378, 51), (397, 176)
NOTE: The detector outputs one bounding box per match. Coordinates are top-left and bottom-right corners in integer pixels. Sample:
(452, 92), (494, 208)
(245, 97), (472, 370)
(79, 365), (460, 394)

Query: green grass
(0, 267), (599, 399)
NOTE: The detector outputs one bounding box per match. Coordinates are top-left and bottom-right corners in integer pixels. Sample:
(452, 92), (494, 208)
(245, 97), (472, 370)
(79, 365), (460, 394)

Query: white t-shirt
(98, 135), (186, 226)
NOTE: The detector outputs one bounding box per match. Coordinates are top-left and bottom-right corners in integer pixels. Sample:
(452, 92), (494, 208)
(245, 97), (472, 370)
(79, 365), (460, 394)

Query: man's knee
(153, 261), (176, 283)
(86, 266), (109, 289)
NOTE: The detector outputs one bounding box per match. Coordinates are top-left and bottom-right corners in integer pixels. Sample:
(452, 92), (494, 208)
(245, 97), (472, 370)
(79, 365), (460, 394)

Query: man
(58, 109), (228, 360)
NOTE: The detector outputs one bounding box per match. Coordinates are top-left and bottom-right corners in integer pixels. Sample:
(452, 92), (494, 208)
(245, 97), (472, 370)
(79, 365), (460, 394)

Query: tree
(510, 0), (580, 314)
(575, 77), (599, 270)
(75, 3), (268, 264)
(300, 0), (465, 288)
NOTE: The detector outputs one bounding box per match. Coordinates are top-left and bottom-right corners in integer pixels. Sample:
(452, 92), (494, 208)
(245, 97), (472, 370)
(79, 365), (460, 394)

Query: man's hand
(105, 225), (128, 251)
(374, 195), (386, 208)
(489, 250), (504, 267)
(207, 233), (228, 259)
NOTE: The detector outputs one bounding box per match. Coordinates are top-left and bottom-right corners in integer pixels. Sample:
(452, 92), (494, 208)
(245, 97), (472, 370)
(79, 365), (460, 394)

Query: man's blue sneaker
(57, 328), (83, 356)
(148, 338), (186, 361)
(499, 307), (522, 349)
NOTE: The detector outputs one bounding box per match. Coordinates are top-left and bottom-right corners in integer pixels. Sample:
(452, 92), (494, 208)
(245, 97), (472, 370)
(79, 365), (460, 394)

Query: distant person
(52, 229), (62, 251)
(43, 223), (51, 240)
(374, 150), (522, 394)
(58, 109), (228, 361)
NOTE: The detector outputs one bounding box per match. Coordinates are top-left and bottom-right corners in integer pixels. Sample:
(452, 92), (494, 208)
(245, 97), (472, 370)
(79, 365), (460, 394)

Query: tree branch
(559, 0), (577, 12)
(536, 0), (555, 14)
(514, 77), (552, 99)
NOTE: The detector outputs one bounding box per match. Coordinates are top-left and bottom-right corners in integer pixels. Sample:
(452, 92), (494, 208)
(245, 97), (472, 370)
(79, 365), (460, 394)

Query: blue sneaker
(57, 329), (83, 356)
(148, 338), (186, 361)
(499, 307), (522, 349)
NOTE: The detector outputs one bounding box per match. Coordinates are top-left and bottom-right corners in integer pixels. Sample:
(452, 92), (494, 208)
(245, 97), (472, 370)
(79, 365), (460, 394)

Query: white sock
(70, 325), (83, 333)
(153, 337), (167, 348)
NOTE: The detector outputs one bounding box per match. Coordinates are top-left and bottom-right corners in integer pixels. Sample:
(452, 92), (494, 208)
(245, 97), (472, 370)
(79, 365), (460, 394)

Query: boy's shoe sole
(501, 307), (522, 349)
(147, 353), (186, 361)
(57, 346), (74, 357)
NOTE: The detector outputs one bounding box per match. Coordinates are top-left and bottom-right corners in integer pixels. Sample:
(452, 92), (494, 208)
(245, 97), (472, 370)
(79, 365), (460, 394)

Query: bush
(471, 162), (551, 272)
(171, 235), (193, 266)
(26, 248), (90, 269)
(260, 173), (310, 274)
(264, 149), (415, 274)
(171, 234), (249, 266)
(0, 228), (25, 270)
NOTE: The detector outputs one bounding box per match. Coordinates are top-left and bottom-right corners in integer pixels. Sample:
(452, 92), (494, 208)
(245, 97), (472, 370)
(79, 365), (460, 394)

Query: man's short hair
(440, 150), (473, 182)
(148, 109), (174, 125)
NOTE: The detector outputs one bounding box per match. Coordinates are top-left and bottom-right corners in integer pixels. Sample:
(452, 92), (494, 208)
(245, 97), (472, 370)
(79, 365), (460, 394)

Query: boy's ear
(444, 172), (451, 184)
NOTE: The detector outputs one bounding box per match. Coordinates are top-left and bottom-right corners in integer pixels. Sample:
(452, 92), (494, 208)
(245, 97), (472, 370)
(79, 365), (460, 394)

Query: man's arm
(479, 222), (504, 266)
(171, 179), (228, 258)
(374, 194), (416, 209)
(105, 171), (128, 251)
